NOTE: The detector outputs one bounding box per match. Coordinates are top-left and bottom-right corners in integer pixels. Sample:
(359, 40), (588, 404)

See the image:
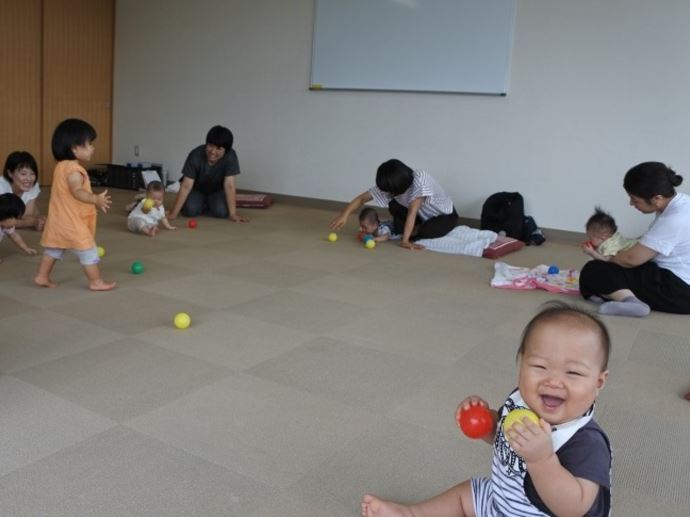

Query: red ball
(458, 405), (493, 439)
(188, 219), (198, 229)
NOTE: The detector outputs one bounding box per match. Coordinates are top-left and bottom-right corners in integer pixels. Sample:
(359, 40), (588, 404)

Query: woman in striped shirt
(329, 159), (458, 250)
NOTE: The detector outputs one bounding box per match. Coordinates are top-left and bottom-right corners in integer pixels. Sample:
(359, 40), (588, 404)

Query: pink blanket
(490, 262), (580, 295)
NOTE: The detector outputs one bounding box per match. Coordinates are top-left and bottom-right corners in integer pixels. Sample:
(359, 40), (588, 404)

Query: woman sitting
(580, 162), (690, 317)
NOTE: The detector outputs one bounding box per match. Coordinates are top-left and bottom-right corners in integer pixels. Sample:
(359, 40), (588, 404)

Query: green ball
(131, 261), (144, 274)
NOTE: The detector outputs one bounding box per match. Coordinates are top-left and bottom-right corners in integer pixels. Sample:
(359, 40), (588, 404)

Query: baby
(362, 302), (612, 517)
(584, 206), (637, 257)
(358, 207), (399, 242)
(127, 181), (176, 236)
(0, 193), (37, 261)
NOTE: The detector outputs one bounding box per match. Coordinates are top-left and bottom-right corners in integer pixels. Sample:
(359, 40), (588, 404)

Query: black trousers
(181, 189), (228, 218)
(579, 260), (690, 314)
(388, 200), (459, 240)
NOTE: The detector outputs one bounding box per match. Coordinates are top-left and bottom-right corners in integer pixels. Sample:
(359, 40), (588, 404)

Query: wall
(113, 0), (690, 234)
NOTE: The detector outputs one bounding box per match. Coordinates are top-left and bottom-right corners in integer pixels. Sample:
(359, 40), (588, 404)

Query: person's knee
(208, 198), (229, 218)
(181, 200), (203, 217)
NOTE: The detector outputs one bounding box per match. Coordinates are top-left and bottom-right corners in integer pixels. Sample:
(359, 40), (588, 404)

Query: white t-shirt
(0, 176), (40, 204)
(127, 199), (165, 226)
(640, 192), (690, 284)
(368, 169), (454, 221)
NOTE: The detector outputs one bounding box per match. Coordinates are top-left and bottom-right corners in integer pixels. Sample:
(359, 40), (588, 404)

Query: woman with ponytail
(580, 162), (690, 316)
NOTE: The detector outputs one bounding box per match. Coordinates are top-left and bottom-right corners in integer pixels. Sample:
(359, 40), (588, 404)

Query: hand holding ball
(502, 408), (539, 434)
(458, 405), (494, 439)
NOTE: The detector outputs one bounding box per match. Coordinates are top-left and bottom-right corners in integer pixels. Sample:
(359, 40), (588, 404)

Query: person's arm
(168, 177), (195, 219)
(373, 233), (390, 243)
(507, 418), (600, 516)
(400, 197), (424, 250)
(8, 230), (37, 255)
(609, 242), (658, 268)
(67, 173), (111, 213)
(329, 191), (373, 230)
(223, 175), (249, 223)
(582, 242), (610, 261)
(160, 216), (176, 230)
(12, 199), (41, 229)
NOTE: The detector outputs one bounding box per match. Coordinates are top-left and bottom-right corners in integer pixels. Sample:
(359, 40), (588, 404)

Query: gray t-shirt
(181, 145), (240, 195)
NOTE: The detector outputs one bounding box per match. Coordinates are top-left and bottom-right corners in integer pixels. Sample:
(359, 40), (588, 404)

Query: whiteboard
(310, 0), (517, 95)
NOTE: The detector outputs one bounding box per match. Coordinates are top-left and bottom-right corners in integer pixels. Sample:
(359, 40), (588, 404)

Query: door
(42, 0), (114, 185)
(0, 0), (42, 179)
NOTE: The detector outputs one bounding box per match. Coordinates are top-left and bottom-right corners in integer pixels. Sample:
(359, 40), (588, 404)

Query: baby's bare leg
(141, 224), (158, 237)
(83, 264), (117, 291)
(34, 255), (58, 288)
(361, 480), (474, 517)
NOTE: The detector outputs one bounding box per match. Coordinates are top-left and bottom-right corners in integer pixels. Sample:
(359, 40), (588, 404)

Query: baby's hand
(505, 417), (553, 464)
(95, 190), (112, 213)
(455, 395), (490, 424)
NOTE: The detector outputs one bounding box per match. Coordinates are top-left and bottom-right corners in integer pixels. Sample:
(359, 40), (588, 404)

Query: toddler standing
(34, 119), (116, 290)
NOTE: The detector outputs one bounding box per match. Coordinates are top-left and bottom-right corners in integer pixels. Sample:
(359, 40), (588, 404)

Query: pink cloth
(491, 262), (580, 295)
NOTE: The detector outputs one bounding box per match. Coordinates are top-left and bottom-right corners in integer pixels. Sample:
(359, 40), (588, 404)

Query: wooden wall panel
(0, 0), (42, 179)
(42, 0), (114, 184)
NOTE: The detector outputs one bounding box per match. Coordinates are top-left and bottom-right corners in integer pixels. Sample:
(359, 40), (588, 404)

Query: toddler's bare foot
(361, 494), (414, 517)
(89, 279), (117, 291)
(143, 226), (157, 237)
(34, 275), (58, 288)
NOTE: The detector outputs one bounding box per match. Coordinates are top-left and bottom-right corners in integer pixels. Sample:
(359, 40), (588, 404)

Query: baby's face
(586, 228), (612, 248)
(360, 220), (378, 234)
(0, 217), (17, 230)
(149, 190), (164, 207)
(517, 319), (608, 425)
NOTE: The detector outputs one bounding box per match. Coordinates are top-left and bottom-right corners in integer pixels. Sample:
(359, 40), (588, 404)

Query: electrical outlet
(134, 145), (140, 157)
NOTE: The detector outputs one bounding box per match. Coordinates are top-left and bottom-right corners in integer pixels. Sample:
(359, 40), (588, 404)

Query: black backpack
(480, 192), (525, 240)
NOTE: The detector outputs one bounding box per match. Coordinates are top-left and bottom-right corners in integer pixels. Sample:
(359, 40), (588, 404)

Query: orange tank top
(41, 160), (97, 250)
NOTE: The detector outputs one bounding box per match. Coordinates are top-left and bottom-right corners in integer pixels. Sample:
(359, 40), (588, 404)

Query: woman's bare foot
(34, 275), (58, 288)
(361, 494), (414, 517)
(89, 279), (117, 291)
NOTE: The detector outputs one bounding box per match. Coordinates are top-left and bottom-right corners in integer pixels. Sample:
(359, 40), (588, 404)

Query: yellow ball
(173, 312), (191, 329)
(143, 198), (154, 212)
(502, 408), (539, 434)
(365, 239), (376, 249)
(327, 232), (338, 242)
(97, 246), (105, 258)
